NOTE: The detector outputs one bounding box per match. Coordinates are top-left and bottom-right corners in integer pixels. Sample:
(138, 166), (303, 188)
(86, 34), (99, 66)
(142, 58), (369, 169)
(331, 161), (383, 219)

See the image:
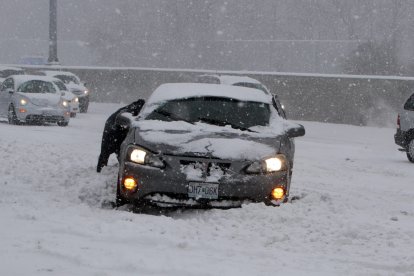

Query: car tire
(116, 181), (129, 207)
(57, 121), (69, 127)
(8, 105), (20, 125)
(407, 139), (414, 163)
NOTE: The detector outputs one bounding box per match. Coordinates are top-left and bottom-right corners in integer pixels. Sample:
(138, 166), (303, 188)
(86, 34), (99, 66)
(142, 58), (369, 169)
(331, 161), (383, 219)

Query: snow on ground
(0, 103), (413, 276)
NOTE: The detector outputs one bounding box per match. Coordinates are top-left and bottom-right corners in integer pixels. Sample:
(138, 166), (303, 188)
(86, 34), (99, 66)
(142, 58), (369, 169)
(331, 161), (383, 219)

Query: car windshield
(53, 80), (68, 91)
(54, 75), (80, 85)
(146, 97), (270, 130)
(17, 80), (57, 94)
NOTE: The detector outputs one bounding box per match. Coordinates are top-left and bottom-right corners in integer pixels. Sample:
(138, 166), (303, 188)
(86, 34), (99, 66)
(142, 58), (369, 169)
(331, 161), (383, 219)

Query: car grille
(71, 89), (83, 96)
(179, 160), (231, 175)
(26, 115), (64, 123)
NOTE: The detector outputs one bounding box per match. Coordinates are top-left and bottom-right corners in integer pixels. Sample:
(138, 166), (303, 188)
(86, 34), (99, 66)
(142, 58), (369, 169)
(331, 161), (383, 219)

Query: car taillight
(397, 114), (401, 128)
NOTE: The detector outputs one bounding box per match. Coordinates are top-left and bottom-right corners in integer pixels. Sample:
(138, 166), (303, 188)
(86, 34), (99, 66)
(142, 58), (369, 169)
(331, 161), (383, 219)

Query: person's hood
(17, 92), (62, 107)
(132, 120), (282, 161)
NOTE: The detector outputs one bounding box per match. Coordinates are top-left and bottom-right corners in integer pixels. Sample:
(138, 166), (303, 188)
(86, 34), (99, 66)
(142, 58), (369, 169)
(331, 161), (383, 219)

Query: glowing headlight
(130, 149), (147, 164)
(19, 98), (27, 106)
(245, 154), (287, 174)
(84, 90), (89, 95)
(128, 146), (165, 168)
(62, 100), (68, 107)
(265, 157), (283, 172)
(74, 97), (79, 103)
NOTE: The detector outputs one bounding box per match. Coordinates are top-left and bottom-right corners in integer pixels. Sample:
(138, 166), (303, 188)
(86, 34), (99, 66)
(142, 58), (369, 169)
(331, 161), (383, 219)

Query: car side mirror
(286, 124), (305, 138)
(61, 91), (66, 96)
(115, 113), (132, 129)
(83, 82), (87, 86)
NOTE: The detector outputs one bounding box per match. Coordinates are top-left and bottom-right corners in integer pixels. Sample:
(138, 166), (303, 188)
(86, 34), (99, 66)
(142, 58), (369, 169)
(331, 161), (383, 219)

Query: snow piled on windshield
(141, 83), (272, 117)
(134, 106), (296, 160)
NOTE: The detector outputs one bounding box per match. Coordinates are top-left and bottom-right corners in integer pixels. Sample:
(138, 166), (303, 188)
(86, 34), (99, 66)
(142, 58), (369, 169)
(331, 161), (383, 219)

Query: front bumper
(119, 157), (289, 207)
(78, 95), (89, 107)
(69, 102), (79, 113)
(395, 129), (408, 149)
(16, 106), (69, 123)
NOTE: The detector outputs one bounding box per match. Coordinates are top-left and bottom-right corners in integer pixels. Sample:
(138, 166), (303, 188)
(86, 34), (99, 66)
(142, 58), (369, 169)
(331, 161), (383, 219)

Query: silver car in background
(116, 83), (305, 208)
(52, 78), (80, 118)
(38, 70), (90, 113)
(0, 75), (70, 126)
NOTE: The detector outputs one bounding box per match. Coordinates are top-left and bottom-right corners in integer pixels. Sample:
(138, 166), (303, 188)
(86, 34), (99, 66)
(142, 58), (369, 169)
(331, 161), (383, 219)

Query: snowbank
(0, 103), (413, 275)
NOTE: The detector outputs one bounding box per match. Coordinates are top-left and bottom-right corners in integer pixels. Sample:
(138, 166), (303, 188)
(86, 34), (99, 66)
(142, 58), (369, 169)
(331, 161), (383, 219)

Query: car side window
(404, 94), (414, 111)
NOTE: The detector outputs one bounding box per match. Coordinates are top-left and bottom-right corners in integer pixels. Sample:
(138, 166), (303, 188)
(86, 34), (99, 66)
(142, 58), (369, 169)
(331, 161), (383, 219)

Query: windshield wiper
(197, 117), (257, 132)
(153, 109), (194, 124)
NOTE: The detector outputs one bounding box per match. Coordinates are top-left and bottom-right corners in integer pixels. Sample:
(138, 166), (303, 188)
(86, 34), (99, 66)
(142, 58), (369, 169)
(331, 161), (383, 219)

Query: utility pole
(48, 0), (59, 65)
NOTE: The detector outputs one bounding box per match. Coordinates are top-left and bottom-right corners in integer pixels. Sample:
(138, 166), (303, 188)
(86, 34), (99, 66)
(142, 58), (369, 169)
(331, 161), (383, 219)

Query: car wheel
(8, 105), (20, 125)
(116, 187), (128, 207)
(116, 180), (129, 207)
(57, 121), (69, 127)
(407, 139), (414, 163)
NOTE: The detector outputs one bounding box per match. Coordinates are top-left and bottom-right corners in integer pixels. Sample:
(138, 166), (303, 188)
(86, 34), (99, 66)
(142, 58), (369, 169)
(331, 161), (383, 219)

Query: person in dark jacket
(97, 99), (145, 172)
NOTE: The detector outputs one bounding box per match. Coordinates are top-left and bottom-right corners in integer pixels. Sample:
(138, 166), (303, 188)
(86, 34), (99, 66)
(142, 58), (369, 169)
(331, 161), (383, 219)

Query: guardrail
(9, 64), (414, 126)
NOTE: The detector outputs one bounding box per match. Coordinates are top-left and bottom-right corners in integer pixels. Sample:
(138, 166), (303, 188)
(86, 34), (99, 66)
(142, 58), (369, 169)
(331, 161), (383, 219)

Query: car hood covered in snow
(17, 92), (61, 107)
(132, 120), (283, 160)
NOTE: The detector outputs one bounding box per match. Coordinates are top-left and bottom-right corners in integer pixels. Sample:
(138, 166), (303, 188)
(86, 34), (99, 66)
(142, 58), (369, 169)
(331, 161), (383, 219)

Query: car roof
(39, 70), (79, 78)
(146, 83), (272, 106)
(198, 74), (262, 85)
(11, 75), (57, 88)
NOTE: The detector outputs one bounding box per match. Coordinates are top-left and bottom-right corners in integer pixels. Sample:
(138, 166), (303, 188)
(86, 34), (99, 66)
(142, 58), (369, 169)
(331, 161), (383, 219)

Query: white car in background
(197, 74), (286, 118)
(38, 70), (90, 113)
(52, 78), (79, 117)
(0, 66), (25, 84)
(0, 75), (70, 126)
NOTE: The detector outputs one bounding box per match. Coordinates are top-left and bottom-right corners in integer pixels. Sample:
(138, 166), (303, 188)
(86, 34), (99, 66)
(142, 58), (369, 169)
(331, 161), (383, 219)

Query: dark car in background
(116, 83), (305, 208)
(395, 93), (414, 162)
(0, 66), (25, 84)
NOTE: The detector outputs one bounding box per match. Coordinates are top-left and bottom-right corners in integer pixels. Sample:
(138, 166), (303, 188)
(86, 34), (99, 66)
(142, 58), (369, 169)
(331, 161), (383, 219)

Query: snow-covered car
(395, 92), (414, 162)
(0, 75), (70, 126)
(116, 83), (305, 208)
(197, 74), (286, 118)
(0, 66), (25, 84)
(52, 78), (79, 117)
(38, 70), (89, 113)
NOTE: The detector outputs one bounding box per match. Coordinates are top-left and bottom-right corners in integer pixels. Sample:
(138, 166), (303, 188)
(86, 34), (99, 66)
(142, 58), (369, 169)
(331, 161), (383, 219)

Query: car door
(401, 93), (414, 132)
(0, 78), (14, 116)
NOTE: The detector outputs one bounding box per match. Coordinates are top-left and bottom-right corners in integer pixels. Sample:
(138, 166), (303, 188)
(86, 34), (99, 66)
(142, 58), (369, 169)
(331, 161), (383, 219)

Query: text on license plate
(187, 182), (219, 199)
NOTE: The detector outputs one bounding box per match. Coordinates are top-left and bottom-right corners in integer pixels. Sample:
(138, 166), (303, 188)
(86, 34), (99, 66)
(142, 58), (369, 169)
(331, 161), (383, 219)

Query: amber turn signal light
(271, 187), (285, 200)
(123, 177), (137, 190)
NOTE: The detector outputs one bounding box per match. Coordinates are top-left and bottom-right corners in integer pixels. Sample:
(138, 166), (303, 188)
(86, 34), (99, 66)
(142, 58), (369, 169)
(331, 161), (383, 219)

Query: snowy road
(0, 103), (413, 276)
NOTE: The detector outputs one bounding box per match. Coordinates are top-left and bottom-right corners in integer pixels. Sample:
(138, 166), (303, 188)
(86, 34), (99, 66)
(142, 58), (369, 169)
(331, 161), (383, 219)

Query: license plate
(188, 182), (219, 199)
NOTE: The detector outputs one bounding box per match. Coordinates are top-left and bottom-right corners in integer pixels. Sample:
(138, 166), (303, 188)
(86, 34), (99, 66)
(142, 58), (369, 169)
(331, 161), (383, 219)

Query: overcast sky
(1, 0), (413, 74)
